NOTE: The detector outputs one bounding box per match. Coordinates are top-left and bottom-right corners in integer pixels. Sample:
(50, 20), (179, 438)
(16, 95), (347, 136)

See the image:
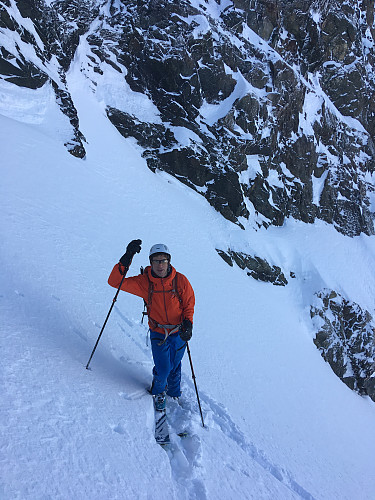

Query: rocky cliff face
(311, 289), (375, 402)
(1, 0), (374, 235)
(1, 0), (375, 399)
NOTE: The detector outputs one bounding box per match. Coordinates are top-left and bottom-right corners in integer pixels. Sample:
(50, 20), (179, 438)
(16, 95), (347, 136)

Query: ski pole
(186, 342), (205, 428)
(86, 266), (128, 370)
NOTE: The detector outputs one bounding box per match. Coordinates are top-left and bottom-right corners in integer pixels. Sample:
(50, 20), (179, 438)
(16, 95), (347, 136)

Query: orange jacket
(108, 263), (195, 334)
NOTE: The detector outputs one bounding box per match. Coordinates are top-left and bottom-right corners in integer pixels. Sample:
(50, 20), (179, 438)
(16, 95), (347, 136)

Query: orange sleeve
(108, 264), (148, 300)
(179, 274), (195, 323)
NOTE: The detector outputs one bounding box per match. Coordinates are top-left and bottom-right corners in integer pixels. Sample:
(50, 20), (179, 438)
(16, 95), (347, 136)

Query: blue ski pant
(150, 330), (186, 397)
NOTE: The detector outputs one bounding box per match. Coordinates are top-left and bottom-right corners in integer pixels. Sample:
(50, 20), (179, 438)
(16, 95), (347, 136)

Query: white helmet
(149, 243), (171, 260)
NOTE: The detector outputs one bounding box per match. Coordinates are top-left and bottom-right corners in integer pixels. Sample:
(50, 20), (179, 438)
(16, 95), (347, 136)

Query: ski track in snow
(114, 309), (314, 500)
(113, 306), (151, 357)
(197, 388), (315, 500)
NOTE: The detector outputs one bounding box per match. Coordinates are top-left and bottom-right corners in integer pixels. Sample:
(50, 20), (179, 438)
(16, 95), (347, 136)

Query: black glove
(120, 239), (142, 268)
(179, 318), (193, 342)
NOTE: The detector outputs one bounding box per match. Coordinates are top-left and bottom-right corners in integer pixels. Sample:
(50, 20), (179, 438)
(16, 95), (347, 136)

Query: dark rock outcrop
(311, 289), (375, 402)
(217, 248), (289, 286)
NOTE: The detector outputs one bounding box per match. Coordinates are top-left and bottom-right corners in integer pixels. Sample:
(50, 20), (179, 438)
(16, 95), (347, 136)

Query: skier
(108, 240), (195, 411)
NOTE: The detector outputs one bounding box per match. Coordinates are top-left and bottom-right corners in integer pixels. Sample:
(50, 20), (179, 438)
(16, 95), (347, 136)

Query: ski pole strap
(177, 342), (187, 352)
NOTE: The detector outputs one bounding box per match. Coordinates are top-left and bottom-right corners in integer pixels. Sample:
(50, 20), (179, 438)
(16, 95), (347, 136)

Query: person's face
(151, 254), (170, 278)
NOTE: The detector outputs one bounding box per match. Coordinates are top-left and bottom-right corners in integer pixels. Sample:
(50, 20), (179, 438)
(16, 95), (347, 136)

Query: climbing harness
(140, 267), (183, 345)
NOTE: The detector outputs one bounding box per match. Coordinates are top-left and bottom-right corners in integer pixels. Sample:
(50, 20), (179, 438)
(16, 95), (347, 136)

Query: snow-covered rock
(1, 0), (374, 233)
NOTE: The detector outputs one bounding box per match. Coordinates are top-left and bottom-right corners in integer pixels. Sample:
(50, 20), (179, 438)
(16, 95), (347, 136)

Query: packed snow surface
(1, 56), (375, 500)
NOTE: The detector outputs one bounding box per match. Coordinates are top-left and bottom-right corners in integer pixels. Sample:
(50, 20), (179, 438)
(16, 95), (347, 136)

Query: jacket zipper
(161, 278), (170, 324)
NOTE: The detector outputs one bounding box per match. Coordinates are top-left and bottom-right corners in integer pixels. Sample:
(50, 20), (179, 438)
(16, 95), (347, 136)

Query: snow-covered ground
(1, 56), (375, 500)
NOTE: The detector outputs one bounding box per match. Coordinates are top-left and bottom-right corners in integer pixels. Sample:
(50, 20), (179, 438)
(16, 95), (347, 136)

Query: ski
(149, 388), (189, 445)
(154, 407), (170, 446)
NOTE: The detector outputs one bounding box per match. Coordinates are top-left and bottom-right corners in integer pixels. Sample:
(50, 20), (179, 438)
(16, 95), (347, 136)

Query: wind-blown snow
(1, 43), (375, 500)
(0, 79), (73, 142)
(76, 33), (162, 124)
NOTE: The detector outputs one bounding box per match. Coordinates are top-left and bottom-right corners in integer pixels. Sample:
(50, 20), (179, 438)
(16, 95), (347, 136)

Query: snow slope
(1, 56), (375, 500)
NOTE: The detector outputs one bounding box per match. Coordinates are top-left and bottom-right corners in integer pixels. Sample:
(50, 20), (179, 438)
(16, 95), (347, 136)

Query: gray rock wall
(1, 0), (374, 234)
(311, 289), (375, 402)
